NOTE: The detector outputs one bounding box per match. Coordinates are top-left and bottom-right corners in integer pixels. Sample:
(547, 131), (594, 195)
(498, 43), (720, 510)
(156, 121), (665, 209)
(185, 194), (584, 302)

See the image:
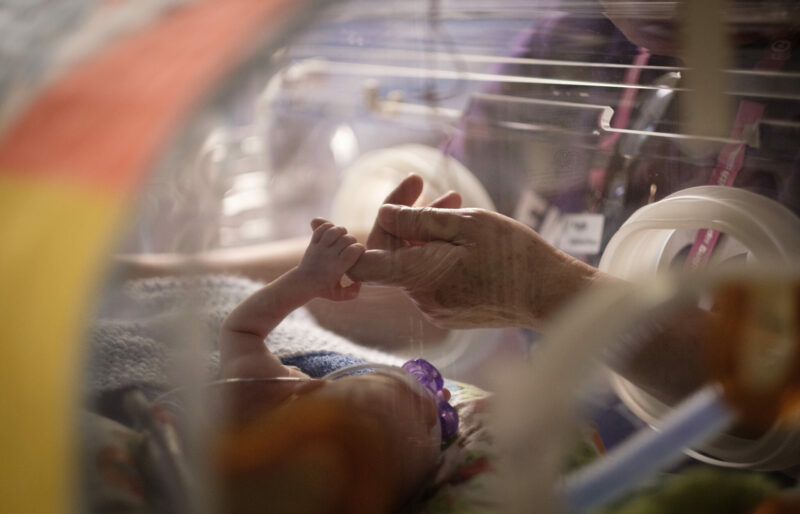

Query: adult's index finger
(347, 249), (404, 285)
(377, 204), (463, 243)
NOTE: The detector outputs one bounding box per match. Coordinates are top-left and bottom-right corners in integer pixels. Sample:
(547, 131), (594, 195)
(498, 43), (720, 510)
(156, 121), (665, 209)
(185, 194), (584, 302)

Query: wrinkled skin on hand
(348, 175), (599, 330)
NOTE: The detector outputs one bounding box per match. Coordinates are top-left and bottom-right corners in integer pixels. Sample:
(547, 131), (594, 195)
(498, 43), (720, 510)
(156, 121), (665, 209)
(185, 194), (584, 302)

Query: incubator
(2, 0), (800, 513)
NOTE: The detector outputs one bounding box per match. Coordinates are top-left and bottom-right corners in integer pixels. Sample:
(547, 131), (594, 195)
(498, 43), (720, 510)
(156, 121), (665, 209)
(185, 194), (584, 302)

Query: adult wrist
(522, 250), (602, 330)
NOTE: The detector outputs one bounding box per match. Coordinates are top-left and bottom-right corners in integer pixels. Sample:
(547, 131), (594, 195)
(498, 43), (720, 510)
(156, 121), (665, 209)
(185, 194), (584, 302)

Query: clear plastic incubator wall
(3, 0), (800, 513)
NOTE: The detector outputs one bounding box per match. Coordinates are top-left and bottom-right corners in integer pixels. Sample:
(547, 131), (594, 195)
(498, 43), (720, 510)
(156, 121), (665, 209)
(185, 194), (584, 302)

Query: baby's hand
(298, 218), (366, 301)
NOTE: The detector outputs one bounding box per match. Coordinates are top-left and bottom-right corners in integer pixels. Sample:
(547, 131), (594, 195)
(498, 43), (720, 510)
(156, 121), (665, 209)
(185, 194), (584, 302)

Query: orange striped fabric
(0, 1), (305, 512)
(0, 0), (297, 194)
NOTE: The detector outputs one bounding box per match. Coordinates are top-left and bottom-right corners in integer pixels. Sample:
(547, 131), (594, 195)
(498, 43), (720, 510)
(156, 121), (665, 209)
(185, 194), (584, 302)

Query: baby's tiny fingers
(320, 225), (347, 246)
(311, 220), (334, 243)
(339, 242), (366, 267)
(334, 234), (359, 254)
(310, 217), (329, 230)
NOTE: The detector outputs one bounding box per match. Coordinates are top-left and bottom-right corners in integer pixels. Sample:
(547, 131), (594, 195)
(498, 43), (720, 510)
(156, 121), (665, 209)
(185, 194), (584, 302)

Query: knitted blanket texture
(87, 274), (401, 396)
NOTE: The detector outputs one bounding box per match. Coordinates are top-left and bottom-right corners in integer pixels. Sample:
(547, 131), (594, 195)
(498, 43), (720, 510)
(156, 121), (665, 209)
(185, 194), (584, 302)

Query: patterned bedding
(80, 379), (605, 514)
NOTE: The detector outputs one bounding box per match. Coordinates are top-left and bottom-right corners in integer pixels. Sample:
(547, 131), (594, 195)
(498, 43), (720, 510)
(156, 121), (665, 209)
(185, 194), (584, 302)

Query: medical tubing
(599, 187), (800, 274)
(322, 362), (397, 380)
(560, 384), (735, 513)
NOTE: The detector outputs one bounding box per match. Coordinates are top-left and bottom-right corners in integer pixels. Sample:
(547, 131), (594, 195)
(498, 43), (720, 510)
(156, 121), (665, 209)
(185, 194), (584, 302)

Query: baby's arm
(219, 219), (365, 379)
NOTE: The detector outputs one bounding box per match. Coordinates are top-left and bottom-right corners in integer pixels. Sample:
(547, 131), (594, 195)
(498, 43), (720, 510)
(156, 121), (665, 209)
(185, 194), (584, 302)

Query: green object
(595, 466), (782, 514)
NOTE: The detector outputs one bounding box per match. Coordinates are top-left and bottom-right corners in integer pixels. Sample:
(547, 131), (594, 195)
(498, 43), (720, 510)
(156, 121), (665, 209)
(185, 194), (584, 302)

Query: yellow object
(0, 0), (309, 511)
(0, 174), (124, 513)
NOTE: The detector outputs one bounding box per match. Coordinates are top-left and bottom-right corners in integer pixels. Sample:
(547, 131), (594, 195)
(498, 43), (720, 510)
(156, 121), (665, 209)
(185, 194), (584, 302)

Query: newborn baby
(213, 218), (455, 514)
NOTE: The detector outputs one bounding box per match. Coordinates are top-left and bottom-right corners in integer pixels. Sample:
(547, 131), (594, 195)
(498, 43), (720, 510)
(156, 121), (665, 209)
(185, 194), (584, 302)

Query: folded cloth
(86, 274), (402, 398)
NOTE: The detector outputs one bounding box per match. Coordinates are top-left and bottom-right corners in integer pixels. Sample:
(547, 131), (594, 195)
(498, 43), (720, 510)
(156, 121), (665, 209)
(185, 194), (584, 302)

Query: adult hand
(349, 176), (600, 329)
(365, 173), (462, 251)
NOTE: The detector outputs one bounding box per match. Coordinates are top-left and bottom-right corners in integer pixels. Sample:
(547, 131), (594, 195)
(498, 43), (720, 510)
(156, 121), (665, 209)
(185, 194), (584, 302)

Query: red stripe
(0, 0), (297, 194)
(599, 47), (651, 152)
(684, 38), (791, 269)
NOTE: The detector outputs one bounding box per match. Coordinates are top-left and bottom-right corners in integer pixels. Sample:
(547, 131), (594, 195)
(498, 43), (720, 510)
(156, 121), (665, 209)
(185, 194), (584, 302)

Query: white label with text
(557, 214), (605, 255)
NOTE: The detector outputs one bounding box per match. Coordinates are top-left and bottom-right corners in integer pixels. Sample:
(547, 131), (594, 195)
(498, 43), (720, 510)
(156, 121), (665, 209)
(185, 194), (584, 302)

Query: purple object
(402, 359), (459, 440)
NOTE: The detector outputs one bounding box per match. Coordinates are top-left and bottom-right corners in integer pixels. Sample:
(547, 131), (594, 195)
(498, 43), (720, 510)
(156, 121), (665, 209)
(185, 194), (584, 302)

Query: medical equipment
(2, 0), (800, 513)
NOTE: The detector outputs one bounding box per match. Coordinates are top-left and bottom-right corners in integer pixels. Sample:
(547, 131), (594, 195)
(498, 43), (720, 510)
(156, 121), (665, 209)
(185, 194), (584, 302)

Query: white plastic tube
(560, 385), (734, 513)
(600, 186), (800, 279)
(600, 186), (800, 471)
